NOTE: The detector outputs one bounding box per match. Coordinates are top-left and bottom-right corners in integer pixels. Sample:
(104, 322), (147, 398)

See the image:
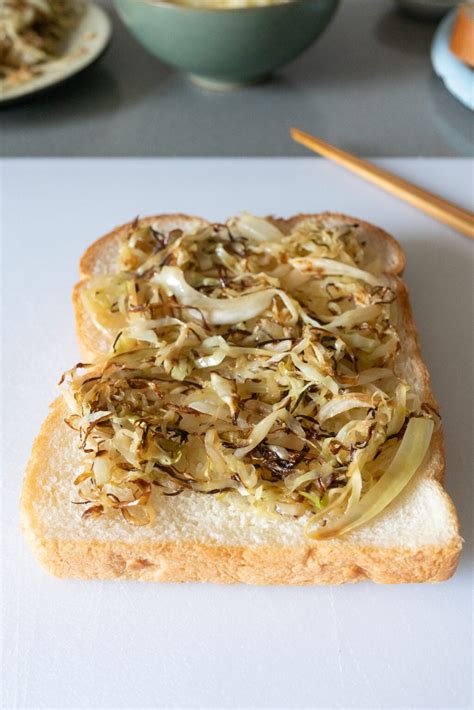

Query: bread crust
(21, 398), (460, 584)
(22, 213), (462, 583)
(24, 530), (462, 584)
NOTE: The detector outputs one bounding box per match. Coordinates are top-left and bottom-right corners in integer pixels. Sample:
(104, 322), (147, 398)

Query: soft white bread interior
(21, 214), (462, 584)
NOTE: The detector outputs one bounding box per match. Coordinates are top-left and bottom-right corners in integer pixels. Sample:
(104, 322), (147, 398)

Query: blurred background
(1, 0), (472, 157)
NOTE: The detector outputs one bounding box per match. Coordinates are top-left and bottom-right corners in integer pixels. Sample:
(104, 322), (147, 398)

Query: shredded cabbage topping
(61, 213), (439, 537)
(0, 0), (83, 88)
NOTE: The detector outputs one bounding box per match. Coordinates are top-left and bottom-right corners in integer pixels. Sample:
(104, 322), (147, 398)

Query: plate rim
(0, 2), (112, 105)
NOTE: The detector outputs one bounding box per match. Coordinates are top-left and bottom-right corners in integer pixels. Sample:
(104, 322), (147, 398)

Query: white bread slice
(21, 214), (462, 584)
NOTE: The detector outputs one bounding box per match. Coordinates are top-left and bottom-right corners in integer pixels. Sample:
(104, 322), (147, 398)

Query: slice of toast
(21, 214), (462, 584)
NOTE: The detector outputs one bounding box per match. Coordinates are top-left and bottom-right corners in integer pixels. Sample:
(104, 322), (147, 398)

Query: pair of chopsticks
(290, 128), (474, 241)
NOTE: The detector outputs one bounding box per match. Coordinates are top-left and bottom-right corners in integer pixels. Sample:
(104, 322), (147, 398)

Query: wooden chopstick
(290, 128), (474, 240)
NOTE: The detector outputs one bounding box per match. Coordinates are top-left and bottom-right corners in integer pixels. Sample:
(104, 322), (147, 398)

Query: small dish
(431, 8), (474, 109)
(0, 2), (112, 105)
(114, 0), (339, 89)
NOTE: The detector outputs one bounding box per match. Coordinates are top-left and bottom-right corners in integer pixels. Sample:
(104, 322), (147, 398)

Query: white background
(1, 158), (472, 709)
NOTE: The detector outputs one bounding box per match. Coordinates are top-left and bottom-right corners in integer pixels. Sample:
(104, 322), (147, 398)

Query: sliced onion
(153, 266), (278, 326)
(291, 353), (339, 395)
(290, 257), (382, 287)
(343, 332), (378, 350)
(210, 372), (238, 416)
(387, 383), (408, 437)
(285, 468), (319, 492)
(308, 417), (434, 539)
(345, 467), (363, 510)
(327, 304), (381, 330)
(233, 213), (284, 242)
(318, 394), (373, 423)
(188, 401), (228, 420)
(234, 406), (287, 459)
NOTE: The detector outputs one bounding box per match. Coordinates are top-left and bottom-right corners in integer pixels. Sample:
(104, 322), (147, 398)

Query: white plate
(0, 2), (112, 104)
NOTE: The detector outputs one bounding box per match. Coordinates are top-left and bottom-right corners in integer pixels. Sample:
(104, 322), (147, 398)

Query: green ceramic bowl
(114, 0), (339, 88)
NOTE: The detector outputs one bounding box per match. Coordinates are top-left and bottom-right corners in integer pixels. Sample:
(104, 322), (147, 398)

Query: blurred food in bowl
(0, 0), (85, 88)
(114, 0), (339, 89)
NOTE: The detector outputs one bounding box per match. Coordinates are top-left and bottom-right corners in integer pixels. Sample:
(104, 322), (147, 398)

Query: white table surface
(1, 158), (472, 710)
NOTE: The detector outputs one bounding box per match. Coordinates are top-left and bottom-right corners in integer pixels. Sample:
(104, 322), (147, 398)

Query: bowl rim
(120, 0), (335, 15)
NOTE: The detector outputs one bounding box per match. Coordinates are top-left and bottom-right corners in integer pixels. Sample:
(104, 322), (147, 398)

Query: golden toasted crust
(79, 213), (209, 278)
(21, 399), (460, 584)
(24, 532), (462, 584)
(22, 213), (462, 583)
